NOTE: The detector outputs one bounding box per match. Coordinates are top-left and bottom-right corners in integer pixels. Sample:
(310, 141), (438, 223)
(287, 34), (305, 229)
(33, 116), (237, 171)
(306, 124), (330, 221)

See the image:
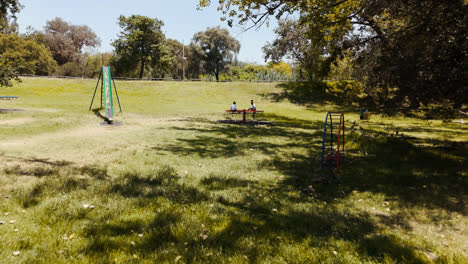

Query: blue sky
(16, 0), (278, 64)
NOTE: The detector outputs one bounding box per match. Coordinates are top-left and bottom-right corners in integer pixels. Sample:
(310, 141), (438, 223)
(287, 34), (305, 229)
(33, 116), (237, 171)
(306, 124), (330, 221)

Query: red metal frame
(225, 110), (264, 123)
(321, 112), (345, 169)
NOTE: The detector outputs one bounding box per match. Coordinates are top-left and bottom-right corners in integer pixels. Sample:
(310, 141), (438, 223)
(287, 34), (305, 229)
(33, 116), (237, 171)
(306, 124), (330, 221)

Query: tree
(164, 39), (190, 79)
(268, 62), (292, 79)
(112, 15), (168, 79)
(0, 34), (57, 84)
(353, 1), (467, 112)
(328, 51), (355, 81)
(0, 0), (21, 33)
(263, 20), (333, 80)
(0, 0), (21, 18)
(191, 27), (240, 81)
(43, 17), (100, 65)
(0, 0), (22, 86)
(201, 0), (467, 113)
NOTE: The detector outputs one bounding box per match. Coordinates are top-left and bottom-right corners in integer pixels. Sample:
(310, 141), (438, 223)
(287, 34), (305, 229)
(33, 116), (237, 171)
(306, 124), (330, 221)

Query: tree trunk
(215, 65), (219, 82)
(139, 60), (145, 80)
(308, 69), (313, 81)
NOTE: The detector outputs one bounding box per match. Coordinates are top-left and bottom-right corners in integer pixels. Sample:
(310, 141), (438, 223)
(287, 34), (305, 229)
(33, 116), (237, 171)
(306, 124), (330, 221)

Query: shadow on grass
(78, 114), (461, 262)
(150, 114), (466, 214)
(82, 171), (429, 263)
(201, 173), (252, 190)
(110, 165), (208, 204)
(261, 81), (360, 112)
(150, 115), (324, 159)
(343, 134), (467, 213)
(91, 107), (113, 123)
(3, 113), (464, 262)
(2, 159), (109, 207)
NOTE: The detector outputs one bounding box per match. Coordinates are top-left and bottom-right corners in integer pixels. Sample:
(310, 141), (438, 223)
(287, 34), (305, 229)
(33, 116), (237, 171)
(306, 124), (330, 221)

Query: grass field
(0, 77), (466, 263)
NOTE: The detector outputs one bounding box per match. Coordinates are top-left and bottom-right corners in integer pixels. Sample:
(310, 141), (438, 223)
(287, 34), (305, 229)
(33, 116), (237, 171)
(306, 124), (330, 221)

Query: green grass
(0, 77), (466, 263)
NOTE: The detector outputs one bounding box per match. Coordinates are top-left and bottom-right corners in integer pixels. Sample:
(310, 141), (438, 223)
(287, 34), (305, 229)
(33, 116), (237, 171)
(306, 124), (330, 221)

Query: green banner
(102, 67), (113, 118)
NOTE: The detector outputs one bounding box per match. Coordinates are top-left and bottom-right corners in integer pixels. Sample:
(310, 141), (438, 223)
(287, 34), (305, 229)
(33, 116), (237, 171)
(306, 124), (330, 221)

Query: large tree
(201, 0), (467, 112)
(43, 17), (100, 65)
(0, 34), (57, 77)
(0, 0), (21, 32)
(0, 0), (22, 86)
(263, 19), (333, 80)
(112, 15), (168, 79)
(191, 27), (240, 81)
(165, 39), (191, 79)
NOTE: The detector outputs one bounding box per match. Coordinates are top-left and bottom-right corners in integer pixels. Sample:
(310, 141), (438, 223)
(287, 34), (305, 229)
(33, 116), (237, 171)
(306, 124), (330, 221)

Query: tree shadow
(1, 157), (109, 207)
(261, 81), (361, 112)
(109, 165), (208, 204)
(344, 133), (467, 213)
(266, 125), (467, 213)
(200, 173), (253, 190)
(359, 234), (429, 264)
(150, 115), (323, 159)
(81, 170), (429, 263)
(141, 114), (464, 258)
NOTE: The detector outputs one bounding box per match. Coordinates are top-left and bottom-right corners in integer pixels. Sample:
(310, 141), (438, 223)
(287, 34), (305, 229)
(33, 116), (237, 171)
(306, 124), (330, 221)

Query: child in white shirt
(231, 101), (237, 111)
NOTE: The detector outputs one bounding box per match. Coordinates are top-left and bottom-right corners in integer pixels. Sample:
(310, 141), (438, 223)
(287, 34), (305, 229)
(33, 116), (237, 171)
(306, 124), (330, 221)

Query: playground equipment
(321, 112), (345, 169)
(89, 55), (122, 124)
(0, 96), (18, 100)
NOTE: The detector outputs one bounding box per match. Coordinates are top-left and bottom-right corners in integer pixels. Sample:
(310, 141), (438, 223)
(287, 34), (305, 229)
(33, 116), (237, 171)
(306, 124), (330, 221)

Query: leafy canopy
(112, 15), (169, 79)
(263, 19), (333, 80)
(191, 27), (240, 81)
(0, 33), (57, 85)
(43, 17), (100, 65)
(0, 0), (22, 86)
(0, 0), (21, 31)
(201, 0), (468, 113)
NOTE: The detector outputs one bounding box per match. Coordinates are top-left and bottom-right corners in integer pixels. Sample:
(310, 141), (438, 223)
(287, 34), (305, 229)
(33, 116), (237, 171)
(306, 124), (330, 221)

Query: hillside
(0, 77), (466, 263)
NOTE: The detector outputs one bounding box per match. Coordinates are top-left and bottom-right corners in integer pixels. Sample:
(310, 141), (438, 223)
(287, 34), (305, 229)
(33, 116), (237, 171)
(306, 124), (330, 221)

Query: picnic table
(226, 109), (264, 123)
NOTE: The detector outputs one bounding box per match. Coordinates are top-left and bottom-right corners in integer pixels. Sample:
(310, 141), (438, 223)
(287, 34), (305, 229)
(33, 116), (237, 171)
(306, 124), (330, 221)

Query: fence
(19, 74), (295, 83)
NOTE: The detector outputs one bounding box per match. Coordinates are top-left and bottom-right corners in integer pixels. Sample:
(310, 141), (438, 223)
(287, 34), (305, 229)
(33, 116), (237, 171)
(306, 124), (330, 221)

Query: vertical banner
(102, 67), (114, 119)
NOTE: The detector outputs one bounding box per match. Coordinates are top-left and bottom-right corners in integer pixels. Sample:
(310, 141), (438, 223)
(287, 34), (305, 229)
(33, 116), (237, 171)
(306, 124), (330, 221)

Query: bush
(55, 62), (86, 77)
(0, 33), (57, 77)
(325, 81), (363, 104)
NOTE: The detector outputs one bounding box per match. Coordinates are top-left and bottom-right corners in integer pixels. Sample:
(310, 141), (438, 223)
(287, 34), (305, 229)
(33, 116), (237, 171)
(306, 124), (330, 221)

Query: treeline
(1, 0), (466, 117)
(201, 0), (467, 117)
(0, 11), (300, 82)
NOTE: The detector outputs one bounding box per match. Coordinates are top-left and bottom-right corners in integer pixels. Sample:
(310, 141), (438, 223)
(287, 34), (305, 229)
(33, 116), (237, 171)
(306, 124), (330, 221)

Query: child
(250, 100), (256, 111)
(249, 100), (256, 118)
(231, 101), (237, 111)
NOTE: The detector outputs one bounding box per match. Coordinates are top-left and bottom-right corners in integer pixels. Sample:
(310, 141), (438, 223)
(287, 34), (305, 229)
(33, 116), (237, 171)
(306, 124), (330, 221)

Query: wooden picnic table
(226, 109), (264, 123)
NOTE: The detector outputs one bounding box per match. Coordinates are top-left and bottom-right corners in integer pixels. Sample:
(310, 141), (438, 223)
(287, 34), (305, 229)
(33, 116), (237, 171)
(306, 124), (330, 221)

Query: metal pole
(89, 70), (102, 110)
(100, 67), (103, 109)
(110, 68), (123, 112)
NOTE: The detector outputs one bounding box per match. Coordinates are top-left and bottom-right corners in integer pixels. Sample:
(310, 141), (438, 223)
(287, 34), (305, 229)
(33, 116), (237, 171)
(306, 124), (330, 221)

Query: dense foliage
(264, 20), (334, 80)
(200, 0), (467, 114)
(112, 15), (170, 79)
(0, 0), (21, 86)
(0, 0), (21, 32)
(40, 18), (100, 66)
(0, 34), (57, 78)
(191, 27), (240, 81)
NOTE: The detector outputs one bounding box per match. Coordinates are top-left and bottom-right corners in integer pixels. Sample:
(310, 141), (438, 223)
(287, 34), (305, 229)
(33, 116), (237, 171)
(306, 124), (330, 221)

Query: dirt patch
(0, 117), (33, 125)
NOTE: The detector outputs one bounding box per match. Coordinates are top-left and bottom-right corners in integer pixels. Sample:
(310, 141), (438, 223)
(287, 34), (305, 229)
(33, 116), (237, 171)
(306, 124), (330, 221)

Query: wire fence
(19, 74), (295, 83)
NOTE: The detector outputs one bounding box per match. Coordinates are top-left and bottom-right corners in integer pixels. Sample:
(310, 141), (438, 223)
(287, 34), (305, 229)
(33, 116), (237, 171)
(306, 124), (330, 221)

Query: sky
(15, 0), (278, 64)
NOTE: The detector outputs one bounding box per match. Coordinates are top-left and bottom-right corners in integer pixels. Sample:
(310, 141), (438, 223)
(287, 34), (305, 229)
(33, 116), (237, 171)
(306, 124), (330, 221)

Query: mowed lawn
(0, 77), (466, 264)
